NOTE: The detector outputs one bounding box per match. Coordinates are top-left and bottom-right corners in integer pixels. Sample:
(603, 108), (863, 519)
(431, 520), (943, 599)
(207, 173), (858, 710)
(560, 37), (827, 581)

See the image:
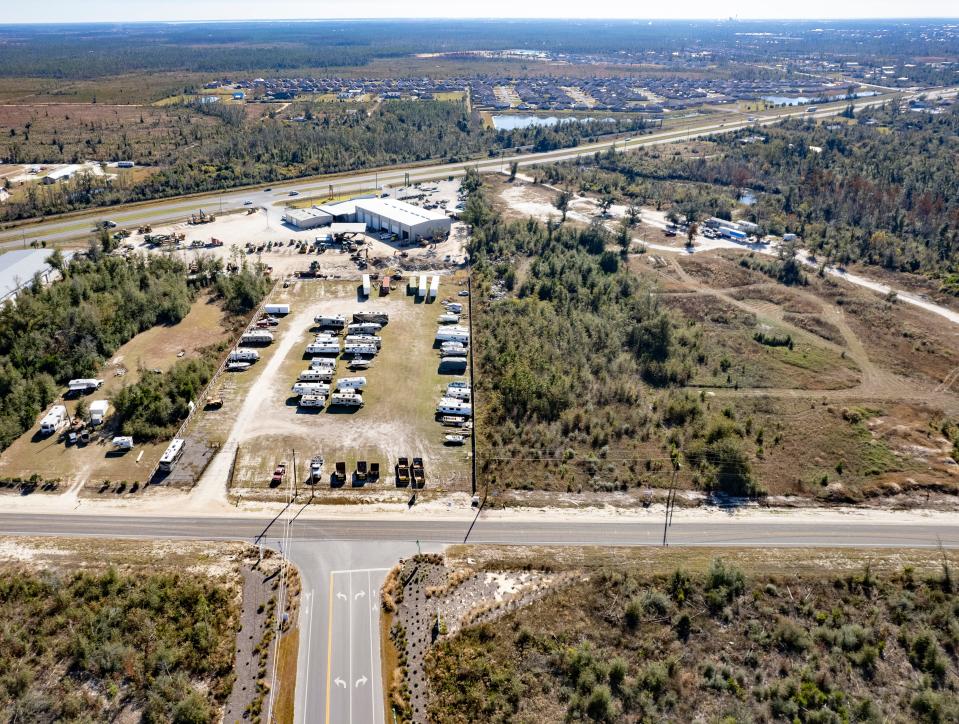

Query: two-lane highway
(2, 86), (942, 252)
(2, 510), (957, 724)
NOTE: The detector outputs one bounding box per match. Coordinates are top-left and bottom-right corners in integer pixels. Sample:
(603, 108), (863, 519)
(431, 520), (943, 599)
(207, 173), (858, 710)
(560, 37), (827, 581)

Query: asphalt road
(0, 87), (937, 252)
(3, 510), (958, 724)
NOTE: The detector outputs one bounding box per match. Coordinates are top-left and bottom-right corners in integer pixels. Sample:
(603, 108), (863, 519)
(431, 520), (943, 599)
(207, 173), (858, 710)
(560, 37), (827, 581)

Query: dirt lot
(0, 294), (234, 493)
(134, 205), (469, 281)
(184, 278), (474, 504)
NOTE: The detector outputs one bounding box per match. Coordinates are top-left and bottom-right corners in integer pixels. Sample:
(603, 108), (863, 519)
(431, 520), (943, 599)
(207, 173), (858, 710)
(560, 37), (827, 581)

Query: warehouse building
(316, 197), (451, 241)
(283, 207), (334, 230)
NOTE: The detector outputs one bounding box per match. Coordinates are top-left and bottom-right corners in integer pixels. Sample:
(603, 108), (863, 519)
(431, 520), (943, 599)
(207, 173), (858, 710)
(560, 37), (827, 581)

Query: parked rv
(292, 382), (330, 397)
(353, 311), (388, 325)
(229, 348), (260, 362)
(306, 342), (341, 356)
(330, 392), (364, 407)
(438, 313), (460, 324)
(437, 396), (472, 416)
(159, 438), (185, 471)
(67, 378), (104, 394)
(240, 330), (274, 345)
(344, 334), (382, 349)
(315, 314), (346, 329)
(264, 303), (291, 315)
(299, 394), (326, 408)
(88, 400), (110, 425)
(299, 368), (334, 382)
(336, 376), (367, 391)
(111, 436), (134, 450)
(39, 405), (67, 435)
(347, 322), (382, 335)
(343, 343), (377, 356)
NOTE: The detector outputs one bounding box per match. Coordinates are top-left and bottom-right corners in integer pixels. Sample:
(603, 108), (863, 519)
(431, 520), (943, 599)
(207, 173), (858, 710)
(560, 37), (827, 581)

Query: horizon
(3, 2), (959, 24)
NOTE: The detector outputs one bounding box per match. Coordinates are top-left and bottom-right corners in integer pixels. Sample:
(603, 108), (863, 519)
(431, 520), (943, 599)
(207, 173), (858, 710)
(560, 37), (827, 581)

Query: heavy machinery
(396, 457), (411, 486)
(411, 457), (425, 488)
(189, 209), (216, 225)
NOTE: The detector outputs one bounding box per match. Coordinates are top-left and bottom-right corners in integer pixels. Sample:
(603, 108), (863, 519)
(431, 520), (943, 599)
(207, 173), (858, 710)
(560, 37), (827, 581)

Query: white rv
(264, 303), (291, 315)
(159, 438), (185, 471)
(39, 405), (67, 435)
(446, 386), (471, 401)
(111, 436), (134, 450)
(299, 395), (326, 408)
(362, 274), (371, 297)
(292, 382), (330, 397)
(229, 349), (260, 362)
(68, 378), (103, 394)
(436, 397), (472, 416)
(438, 313), (460, 324)
(88, 400), (110, 425)
(428, 275), (440, 301)
(347, 322), (381, 335)
(315, 314), (346, 329)
(343, 343), (377, 356)
(310, 357), (337, 370)
(435, 327), (470, 344)
(344, 334), (382, 349)
(299, 368), (334, 382)
(240, 330), (274, 345)
(306, 342), (341, 356)
(336, 376), (367, 390)
(330, 392), (364, 407)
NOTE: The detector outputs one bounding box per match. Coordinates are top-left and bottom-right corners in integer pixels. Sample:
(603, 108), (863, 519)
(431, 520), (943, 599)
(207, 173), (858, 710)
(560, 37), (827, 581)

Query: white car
(458, 290), (469, 297)
(244, 200), (253, 205)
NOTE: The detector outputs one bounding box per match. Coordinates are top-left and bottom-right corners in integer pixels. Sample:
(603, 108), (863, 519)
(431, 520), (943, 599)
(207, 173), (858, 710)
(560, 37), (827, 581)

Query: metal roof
(0, 249), (64, 301)
(355, 198), (449, 227)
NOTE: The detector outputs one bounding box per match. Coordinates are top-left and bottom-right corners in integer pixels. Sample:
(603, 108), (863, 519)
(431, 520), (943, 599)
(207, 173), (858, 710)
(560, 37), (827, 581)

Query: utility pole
(291, 448), (297, 498)
(662, 458), (680, 546)
(467, 267), (477, 498)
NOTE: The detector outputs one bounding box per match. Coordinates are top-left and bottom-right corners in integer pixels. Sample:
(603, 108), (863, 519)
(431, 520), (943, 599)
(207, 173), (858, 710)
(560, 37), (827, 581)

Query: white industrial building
(284, 207), (334, 230)
(315, 197), (452, 241)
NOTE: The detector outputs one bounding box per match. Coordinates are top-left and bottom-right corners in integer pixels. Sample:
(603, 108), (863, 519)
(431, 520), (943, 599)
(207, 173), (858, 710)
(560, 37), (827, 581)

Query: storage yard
(198, 276), (473, 502)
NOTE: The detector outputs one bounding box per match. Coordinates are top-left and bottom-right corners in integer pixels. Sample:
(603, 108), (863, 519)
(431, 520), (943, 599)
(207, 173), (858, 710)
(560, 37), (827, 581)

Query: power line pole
(662, 457), (680, 546)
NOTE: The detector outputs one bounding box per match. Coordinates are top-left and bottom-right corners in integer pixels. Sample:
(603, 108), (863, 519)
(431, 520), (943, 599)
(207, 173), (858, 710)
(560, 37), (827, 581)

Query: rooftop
(0, 249), (65, 301)
(355, 197), (449, 226)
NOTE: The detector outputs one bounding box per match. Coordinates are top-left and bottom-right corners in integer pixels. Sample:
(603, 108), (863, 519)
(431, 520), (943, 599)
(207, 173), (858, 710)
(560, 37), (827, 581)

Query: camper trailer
(67, 378), (103, 394)
(343, 343), (377, 356)
(229, 349), (260, 362)
(330, 392), (364, 407)
(310, 357), (337, 370)
(315, 314), (346, 329)
(435, 327), (470, 344)
(39, 405), (67, 435)
(111, 436), (134, 451)
(446, 386), (471, 401)
(299, 395), (326, 408)
(264, 303), (291, 315)
(438, 313), (460, 324)
(292, 381), (330, 397)
(344, 334), (382, 349)
(437, 397), (472, 416)
(159, 438), (185, 471)
(88, 400), (110, 425)
(336, 376), (367, 391)
(306, 341), (341, 356)
(347, 322), (382, 335)
(240, 330), (274, 345)
(352, 311), (389, 325)
(439, 357), (469, 374)
(299, 368), (334, 382)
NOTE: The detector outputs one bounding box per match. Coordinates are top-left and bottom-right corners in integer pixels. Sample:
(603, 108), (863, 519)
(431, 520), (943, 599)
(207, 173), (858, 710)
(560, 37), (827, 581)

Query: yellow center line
(325, 570), (334, 724)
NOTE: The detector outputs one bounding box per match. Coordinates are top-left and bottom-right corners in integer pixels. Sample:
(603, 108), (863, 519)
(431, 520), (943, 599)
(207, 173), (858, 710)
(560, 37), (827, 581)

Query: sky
(4, 0), (958, 23)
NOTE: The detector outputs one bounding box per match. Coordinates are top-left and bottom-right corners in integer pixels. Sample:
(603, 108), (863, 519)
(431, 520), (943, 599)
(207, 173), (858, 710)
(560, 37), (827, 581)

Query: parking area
(200, 277), (472, 503)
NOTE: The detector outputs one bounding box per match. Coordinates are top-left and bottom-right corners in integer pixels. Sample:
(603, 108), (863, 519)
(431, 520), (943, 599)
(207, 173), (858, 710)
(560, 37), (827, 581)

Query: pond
(490, 114), (613, 130)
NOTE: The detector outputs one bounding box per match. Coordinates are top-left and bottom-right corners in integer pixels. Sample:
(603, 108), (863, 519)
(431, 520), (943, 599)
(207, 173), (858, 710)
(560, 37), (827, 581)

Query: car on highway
(289, 191), (300, 196)
(264, 187), (272, 192)
(244, 200), (253, 205)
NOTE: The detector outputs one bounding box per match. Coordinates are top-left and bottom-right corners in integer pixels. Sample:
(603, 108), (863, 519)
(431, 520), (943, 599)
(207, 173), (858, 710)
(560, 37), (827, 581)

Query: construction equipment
(334, 461), (347, 483)
(396, 457), (411, 487)
(411, 457), (425, 488)
(356, 460), (368, 481)
(137, 225), (152, 234)
(204, 395), (223, 410)
(189, 209), (216, 225)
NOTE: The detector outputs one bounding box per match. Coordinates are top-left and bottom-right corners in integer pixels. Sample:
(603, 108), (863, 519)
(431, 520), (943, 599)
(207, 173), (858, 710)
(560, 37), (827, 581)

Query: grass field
(215, 279), (471, 500)
(0, 294), (234, 490)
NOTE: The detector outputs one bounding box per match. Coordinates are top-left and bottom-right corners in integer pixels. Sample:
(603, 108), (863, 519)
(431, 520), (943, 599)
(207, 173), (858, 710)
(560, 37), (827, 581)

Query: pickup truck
(271, 462), (287, 487)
